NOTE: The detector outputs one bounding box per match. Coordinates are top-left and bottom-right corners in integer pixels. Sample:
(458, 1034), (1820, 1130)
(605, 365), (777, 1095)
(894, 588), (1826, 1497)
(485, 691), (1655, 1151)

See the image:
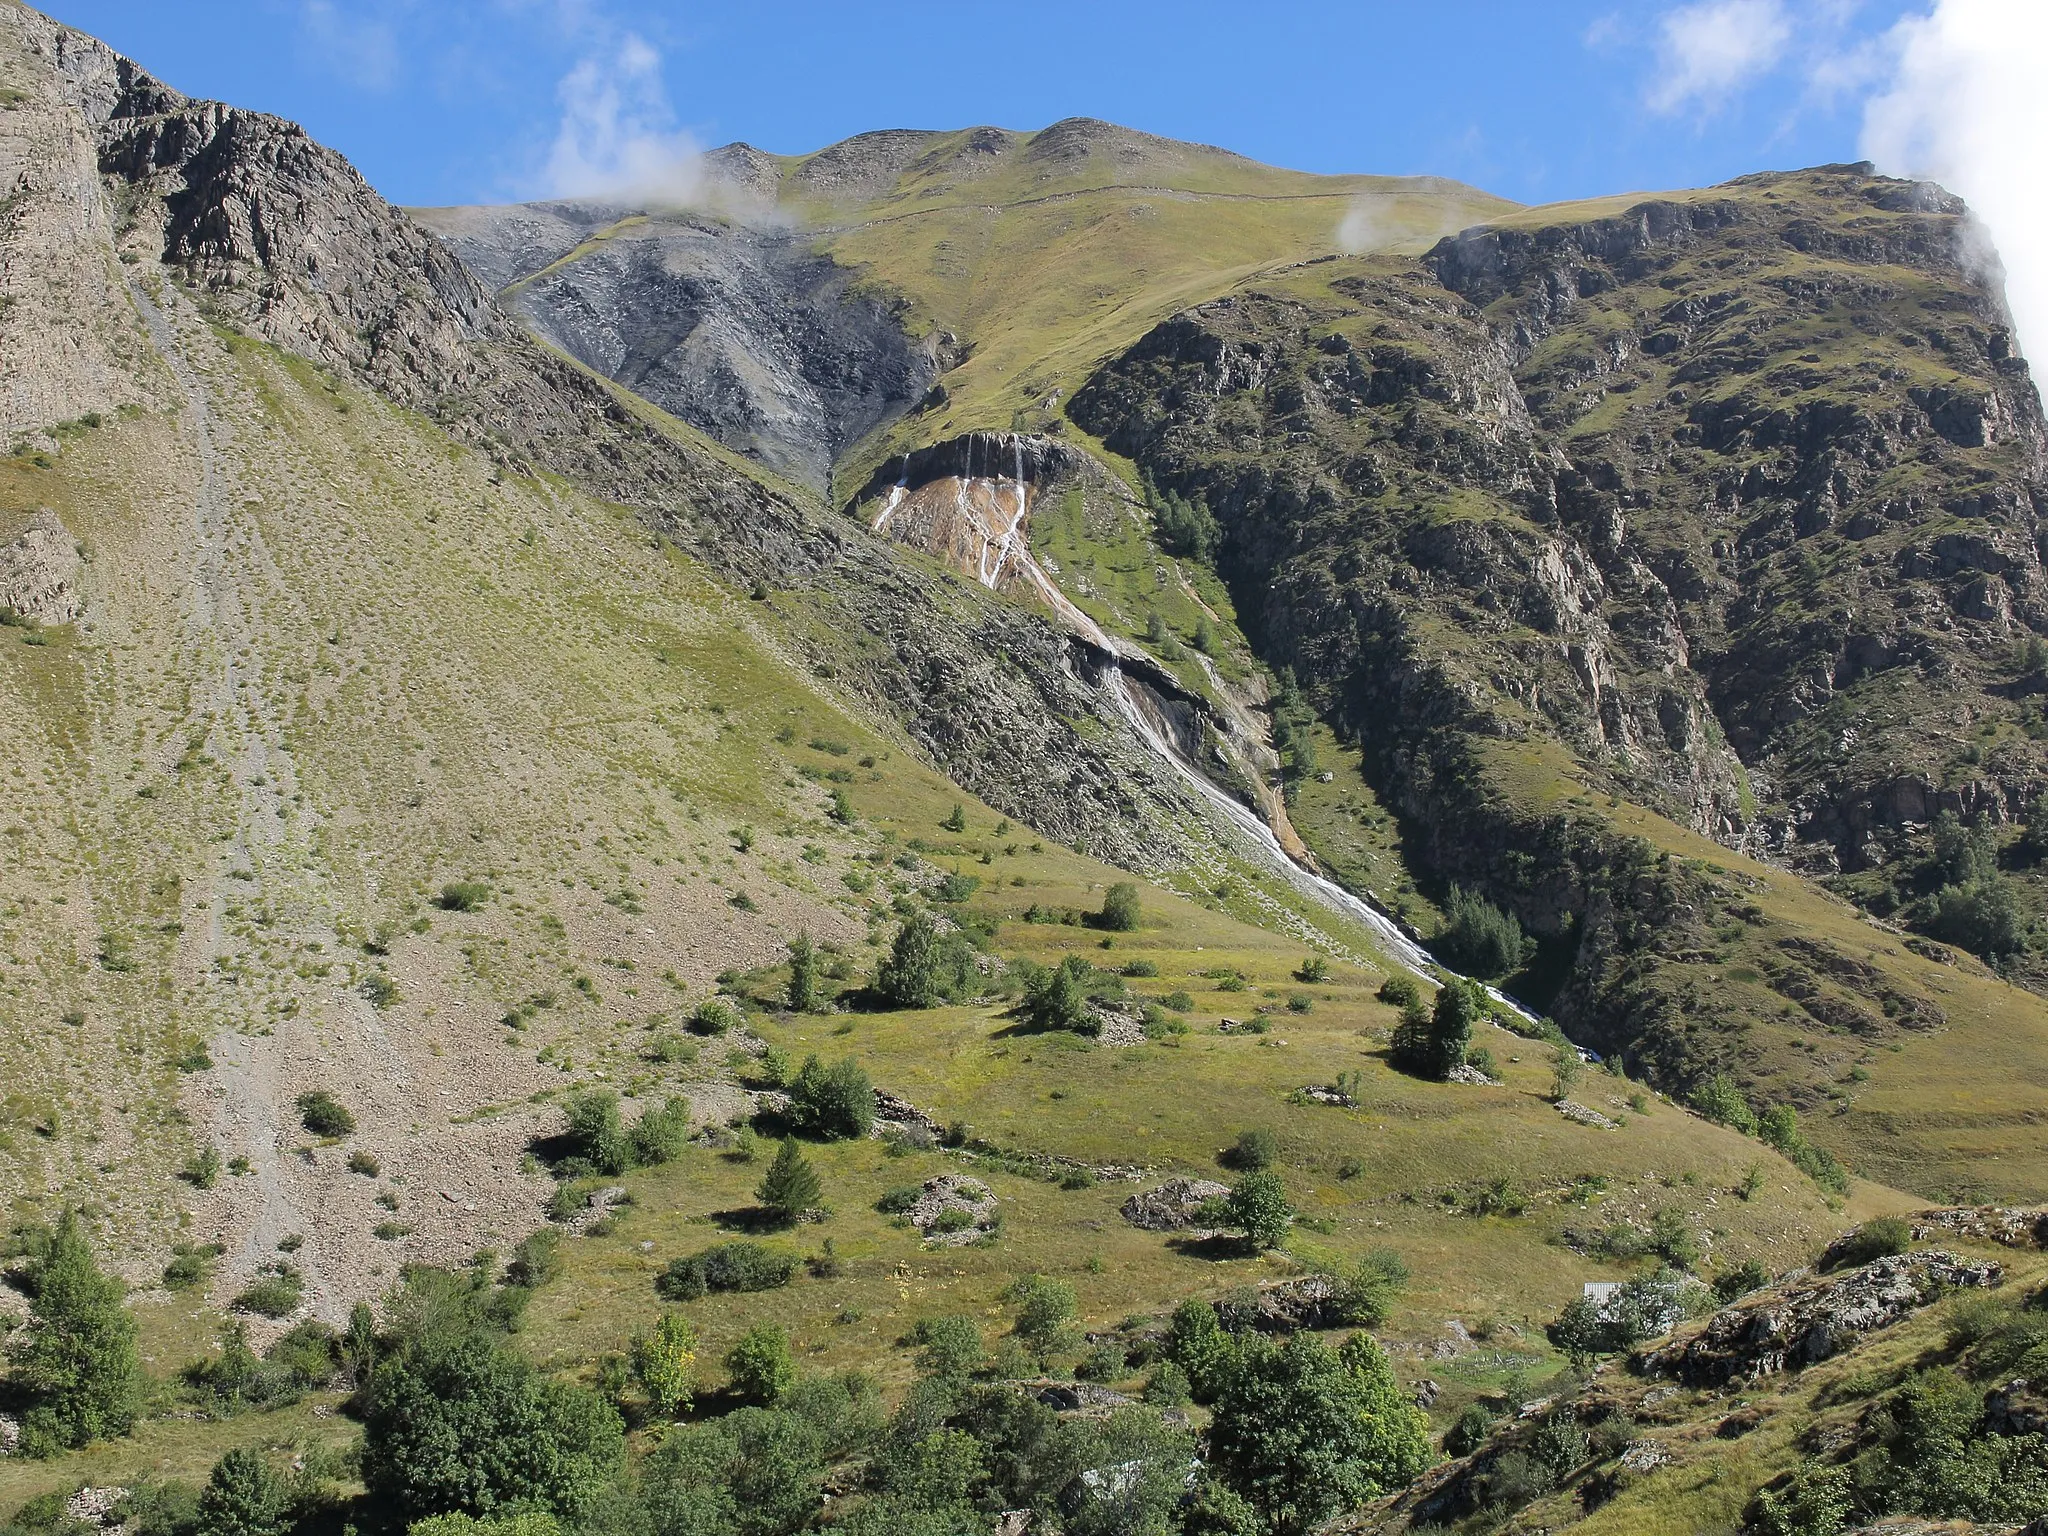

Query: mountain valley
(1, 4), (2047, 1534)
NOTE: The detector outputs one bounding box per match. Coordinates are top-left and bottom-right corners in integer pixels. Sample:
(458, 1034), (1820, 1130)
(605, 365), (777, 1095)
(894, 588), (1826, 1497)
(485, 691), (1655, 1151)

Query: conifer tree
(786, 932), (818, 1012)
(876, 911), (943, 1008)
(757, 1137), (822, 1223)
(10, 1209), (142, 1455)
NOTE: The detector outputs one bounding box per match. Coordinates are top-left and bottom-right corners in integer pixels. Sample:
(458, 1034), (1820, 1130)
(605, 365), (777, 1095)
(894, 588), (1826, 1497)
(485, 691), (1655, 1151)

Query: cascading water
(952, 452), (1542, 1021)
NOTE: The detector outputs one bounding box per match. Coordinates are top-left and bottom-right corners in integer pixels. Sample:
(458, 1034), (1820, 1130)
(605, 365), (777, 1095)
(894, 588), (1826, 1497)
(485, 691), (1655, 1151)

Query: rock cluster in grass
(1119, 1177), (1229, 1232)
(906, 1174), (998, 1244)
(1904, 1204), (2048, 1251)
(1554, 1099), (1620, 1129)
(871, 1089), (946, 1146)
(1637, 1250), (2003, 1386)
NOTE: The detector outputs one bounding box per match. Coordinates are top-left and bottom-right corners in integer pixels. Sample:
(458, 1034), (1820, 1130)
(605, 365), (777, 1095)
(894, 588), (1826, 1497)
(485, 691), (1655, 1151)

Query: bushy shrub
(1225, 1172), (1293, 1251)
(295, 1090), (355, 1138)
(910, 1316), (984, 1379)
(1329, 1250), (1409, 1327)
(1929, 874), (2029, 960)
(1747, 1459), (1854, 1536)
(1376, 975), (1419, 1009)
(360, 1333), (623, 1523)
(1825, 1217), (1912, 1271)
(690, 998), (743, 1036)
(1018, 955), (1097, 1033)
(1152, 485), (1219, 561)
(560, 1089), (631, 1176)
(435, 881), (491, 913)
(1006, 1274), (1078, 1351)
(505, 1230), (562, 1291)
(1713, 1257), (1771, 1302)
(1692, 1073), (1759, 1134)
(1205, 1332), (1431, 1533)
(1445, 1401), (1495, 1457)
(628, 1097), (692, 1167)
(656, 1243), (798, 1301)
(785, 1055), (874, 1140)
(724, 1325), (795, 1405)
(1098, 883), (1141, 932)
(1223, 1128), (1277, 1171)
(232, 1265), (305, 1320)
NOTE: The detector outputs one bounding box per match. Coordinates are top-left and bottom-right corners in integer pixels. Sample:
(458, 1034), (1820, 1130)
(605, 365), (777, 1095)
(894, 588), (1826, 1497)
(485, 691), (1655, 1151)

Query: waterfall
(990, 509), (1542, 1020)
(894, 433), (1547, 1024)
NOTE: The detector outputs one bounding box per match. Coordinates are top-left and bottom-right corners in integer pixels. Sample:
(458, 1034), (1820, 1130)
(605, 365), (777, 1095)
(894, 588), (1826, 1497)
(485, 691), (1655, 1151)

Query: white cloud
(541, 31), (701, 203)
(1861, 0), (2048, 366)
(299, 0), (401, 93)
(1646, 0), (1793, 115)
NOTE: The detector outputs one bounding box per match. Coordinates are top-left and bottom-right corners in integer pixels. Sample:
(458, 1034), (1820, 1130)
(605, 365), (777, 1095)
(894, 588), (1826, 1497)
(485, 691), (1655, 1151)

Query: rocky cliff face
(1071, 166), (2048, 1094)
(420, 203), (944, 495)
(1422, 170), (2048, 882)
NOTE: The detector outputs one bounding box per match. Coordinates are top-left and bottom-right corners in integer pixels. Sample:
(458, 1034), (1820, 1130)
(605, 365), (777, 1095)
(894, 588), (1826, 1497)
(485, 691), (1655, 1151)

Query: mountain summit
(3, 6), (2048, 1533)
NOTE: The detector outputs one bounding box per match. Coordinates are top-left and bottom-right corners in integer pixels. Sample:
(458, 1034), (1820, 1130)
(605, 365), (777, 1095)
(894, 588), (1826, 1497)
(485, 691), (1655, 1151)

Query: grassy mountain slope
(1067, 169), (2048, 1203)
(6, 9), (2048, 1535)
(418, 121), (1513, 502)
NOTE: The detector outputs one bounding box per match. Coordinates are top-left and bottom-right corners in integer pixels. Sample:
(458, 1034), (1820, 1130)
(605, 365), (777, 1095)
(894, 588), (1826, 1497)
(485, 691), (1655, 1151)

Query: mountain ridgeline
(12, 5), (2048, 1533)
(438, 134), (2048, 1159)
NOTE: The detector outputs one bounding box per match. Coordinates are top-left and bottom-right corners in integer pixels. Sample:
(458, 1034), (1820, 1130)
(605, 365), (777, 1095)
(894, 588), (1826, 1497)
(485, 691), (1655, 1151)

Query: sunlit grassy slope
(510, 122), (1515, 501)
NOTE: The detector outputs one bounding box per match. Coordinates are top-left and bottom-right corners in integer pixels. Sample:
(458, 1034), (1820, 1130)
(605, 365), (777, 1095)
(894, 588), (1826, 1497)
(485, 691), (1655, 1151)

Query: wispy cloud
(1646, 0), (1793, 115)
(1860, 0), (2048, 364)
(541, 30), (701, 203)
(298, 0), (402, 93)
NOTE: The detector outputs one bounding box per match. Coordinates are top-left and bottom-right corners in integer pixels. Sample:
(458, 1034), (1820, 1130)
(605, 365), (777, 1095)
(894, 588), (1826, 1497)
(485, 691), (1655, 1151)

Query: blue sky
(48, 1), (1931, 210)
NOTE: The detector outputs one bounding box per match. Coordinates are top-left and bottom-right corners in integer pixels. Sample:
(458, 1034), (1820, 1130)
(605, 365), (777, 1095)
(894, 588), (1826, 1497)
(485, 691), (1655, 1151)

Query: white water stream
(957, 467), (1545, 1023)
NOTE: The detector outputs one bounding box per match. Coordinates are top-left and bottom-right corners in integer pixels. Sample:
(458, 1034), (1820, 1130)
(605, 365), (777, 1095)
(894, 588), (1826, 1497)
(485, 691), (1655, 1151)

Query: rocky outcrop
(424, 203), (942, 494)
(0, 510), (81, 622)
(1119, 1177), (1229, 1231)
(1637, 1250), (2002, 1386)
(903, 1174), (999, 1244)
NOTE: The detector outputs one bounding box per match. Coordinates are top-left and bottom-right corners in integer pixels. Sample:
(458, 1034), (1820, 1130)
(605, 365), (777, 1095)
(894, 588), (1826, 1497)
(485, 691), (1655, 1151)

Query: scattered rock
(0, 510), (81, 624)
(0, 1413), (18, 1456)
(64, 1489), (129, 1529)
(871, 1089), (945, 1144)
(994, 1513), (1032, 1536)
(1119, 1177), (1229, 1232)
(1092, 1004), (1148, 1049)
(1906, 1205), (2048, 1251)
(1638, 1250), (2002, 1386)
(1296, 1083), (1358, 1106)
(1618, 1438), (1670, 1473)
(1412, 1378), (1442, 1408)
(1215, 1274), (1345, 1335)
(1555, 1099), (1621, 1129)
(906, 1175), (998, 1244)
(560, 1185), (628, 1235)
(1030, 1380), (1133, 1418)
(1446, 1063), (1502, 1086)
